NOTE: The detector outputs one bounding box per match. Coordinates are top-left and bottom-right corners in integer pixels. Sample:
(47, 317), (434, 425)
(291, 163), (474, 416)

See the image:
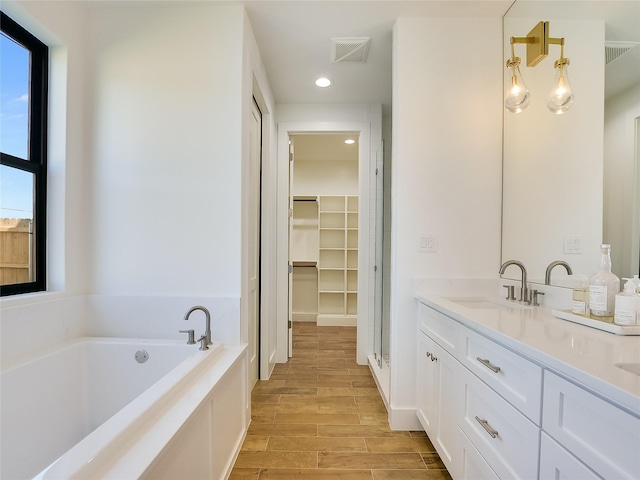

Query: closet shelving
(291, 197), (318, 322)
(317, 195), (358, 326)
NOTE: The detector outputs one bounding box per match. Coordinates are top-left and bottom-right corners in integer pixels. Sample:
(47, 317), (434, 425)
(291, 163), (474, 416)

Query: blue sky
(1, 31), (33, 219)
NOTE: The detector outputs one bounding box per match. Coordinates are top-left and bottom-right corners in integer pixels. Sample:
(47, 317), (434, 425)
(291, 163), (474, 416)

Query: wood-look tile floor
(229, 322), (453, 480)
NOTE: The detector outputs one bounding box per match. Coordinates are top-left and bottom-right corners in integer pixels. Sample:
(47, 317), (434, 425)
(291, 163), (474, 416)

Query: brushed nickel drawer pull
(477, 357), (501, 373)
(475, 416), (499, 438)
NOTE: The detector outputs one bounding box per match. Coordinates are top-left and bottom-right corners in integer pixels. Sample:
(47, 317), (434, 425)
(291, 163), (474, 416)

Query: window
(0, 12), (48, 296)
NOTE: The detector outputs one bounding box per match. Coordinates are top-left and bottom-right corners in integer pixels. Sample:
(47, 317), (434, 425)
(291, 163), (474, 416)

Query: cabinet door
(434, 343), (462, 477)
(417, 331), (438, 436)
(539, 433), (602, 480)
(416, 332), (461, 478)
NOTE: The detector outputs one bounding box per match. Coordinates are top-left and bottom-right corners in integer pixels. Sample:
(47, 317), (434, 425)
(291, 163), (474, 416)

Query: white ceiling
(86, 1), (637, 110)
(292, 133), (359, 162)
(242, 0), (638, 111)
(242, 1), (512, 114)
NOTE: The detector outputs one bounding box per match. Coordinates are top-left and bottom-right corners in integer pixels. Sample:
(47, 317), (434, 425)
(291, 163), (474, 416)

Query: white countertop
(416, 292), (640, 415)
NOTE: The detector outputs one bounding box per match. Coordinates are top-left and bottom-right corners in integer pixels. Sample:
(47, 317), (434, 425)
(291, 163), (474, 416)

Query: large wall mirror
(502, 1), (640, 286)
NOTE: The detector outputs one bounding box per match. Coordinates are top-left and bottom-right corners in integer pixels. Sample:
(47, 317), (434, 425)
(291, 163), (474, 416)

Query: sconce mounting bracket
(511, 21), (565, 68)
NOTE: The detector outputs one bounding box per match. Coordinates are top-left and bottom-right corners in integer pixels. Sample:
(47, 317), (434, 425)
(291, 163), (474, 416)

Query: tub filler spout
(184, 305), (212, 346)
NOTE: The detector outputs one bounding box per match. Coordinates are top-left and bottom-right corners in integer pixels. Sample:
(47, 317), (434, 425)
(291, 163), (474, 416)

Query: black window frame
(1, 12), (48, 296)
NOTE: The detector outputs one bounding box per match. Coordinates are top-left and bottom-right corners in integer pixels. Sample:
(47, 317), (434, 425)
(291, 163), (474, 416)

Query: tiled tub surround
(416, 292), (640, 479)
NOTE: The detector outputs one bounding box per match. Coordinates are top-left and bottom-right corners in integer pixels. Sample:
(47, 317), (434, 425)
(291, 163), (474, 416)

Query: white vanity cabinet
(417, 302), (541, 480)
(417, 297), (640, 480)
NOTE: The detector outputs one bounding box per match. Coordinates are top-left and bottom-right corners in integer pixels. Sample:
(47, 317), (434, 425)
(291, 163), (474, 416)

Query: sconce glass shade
(504, 58), (531, 113)
(547, 59), (574, 114)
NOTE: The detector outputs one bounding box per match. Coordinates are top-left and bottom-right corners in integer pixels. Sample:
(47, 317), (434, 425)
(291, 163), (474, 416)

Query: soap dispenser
(625, 275), (640, 294)
(571, 275), (590, 318)
(589, 244), (620, 322)
(614, 280), (639, 326)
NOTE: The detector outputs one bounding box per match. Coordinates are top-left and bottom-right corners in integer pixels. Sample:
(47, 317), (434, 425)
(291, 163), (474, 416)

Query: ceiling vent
(330, 37), (371, 64)
(605, 41), (640, 65)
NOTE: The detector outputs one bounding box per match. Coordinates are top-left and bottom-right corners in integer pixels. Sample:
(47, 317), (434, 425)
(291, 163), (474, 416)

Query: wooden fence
(0, 218), (32, 286)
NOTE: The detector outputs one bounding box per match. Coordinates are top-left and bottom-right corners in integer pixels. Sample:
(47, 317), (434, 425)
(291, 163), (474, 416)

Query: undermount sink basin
(615, 363), (640, 376)
(443, 297), (531, 311)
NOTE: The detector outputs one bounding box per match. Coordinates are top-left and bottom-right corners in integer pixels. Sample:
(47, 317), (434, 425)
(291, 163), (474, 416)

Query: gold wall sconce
(505, 21), (575, 114)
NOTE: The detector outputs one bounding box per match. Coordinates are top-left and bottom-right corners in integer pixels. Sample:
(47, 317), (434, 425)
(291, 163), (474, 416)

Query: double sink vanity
(421, 1), (640, 477)
(415, 288), (640, 480)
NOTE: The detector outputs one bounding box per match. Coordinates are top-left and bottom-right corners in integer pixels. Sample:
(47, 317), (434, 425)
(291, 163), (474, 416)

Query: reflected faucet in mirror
(545, 260), (573, 285)
(499, 260), (528, 304)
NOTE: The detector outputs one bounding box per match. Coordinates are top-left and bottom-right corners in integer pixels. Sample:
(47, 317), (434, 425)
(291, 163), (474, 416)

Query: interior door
(287, 138), (294, 357)
(248, 99), (262, 386)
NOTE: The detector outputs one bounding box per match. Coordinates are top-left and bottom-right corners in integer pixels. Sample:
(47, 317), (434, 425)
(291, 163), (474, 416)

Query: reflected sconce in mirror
(505, 21), (575, 114)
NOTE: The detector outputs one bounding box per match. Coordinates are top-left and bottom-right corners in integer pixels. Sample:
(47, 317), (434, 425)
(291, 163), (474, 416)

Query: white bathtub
(0, 337), (248, 480)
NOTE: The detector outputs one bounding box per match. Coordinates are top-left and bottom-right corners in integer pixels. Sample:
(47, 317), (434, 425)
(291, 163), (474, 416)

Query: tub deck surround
(1, 336), (248, 480)
(2, 337), (199, 479)
(416, 293), (640, 415)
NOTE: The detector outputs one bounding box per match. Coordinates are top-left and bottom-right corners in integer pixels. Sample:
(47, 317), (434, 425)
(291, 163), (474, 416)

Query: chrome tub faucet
(184, 305), (212, 346)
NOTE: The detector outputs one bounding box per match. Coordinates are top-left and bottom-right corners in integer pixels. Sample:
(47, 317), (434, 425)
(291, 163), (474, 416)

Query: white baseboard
(368, 355), (390, 410)
(292, 313), (317, 322)
(316, 314), (357, 326)
(389, 407), (423, 431)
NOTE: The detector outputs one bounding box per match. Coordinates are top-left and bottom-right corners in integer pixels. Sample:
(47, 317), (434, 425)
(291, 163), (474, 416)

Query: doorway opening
(288, 133), (360, 357)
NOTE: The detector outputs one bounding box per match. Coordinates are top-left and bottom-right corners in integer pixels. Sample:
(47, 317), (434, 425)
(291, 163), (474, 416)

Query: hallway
(229, 323), (452, 479)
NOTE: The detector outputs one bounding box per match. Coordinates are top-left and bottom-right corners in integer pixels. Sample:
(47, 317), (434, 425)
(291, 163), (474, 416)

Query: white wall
(293, 160), (358, 196)
(87, 5), (244, 299)
(391, 17), (503, 429)
(1, 2), (276, 357)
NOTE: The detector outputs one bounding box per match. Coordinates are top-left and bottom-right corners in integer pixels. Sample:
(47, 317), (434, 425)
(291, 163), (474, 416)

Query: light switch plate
(563, 235), (582, 254)
(418, 234), (438, 253)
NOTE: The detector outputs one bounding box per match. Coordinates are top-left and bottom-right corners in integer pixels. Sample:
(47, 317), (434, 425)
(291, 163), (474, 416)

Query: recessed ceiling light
(315, 77), (332, 88)
(344, 139), (355, 145)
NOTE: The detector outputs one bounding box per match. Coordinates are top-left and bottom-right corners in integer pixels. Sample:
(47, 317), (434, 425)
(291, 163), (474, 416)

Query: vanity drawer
(539, 432), (601, 480)
(543, 371), (640, 480)
(418, 303), (462, 359)
(459, 427), (500, 480)
(462, 328), (542, 424)
(459, 366), (540, 480)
